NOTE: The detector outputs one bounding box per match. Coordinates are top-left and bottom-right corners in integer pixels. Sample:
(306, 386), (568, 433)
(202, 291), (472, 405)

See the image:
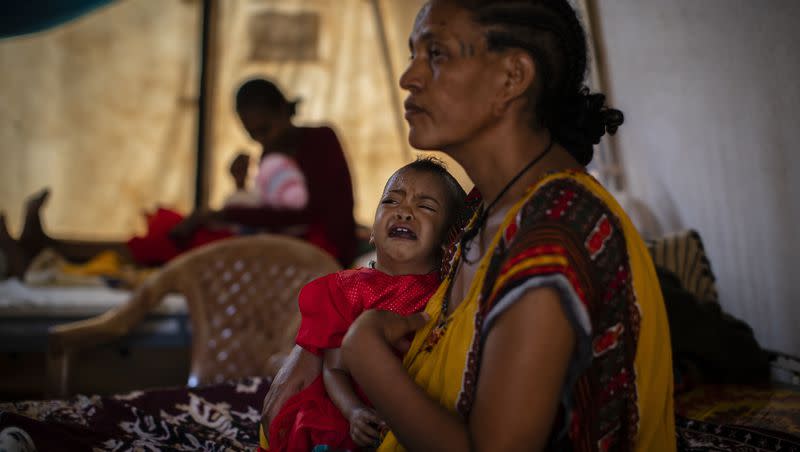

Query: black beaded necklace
(461, 139), (555, 264)
(422, 139), (554, 352)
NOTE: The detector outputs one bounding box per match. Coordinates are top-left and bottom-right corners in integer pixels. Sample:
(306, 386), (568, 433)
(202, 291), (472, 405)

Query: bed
(0, 279), (190, 400)
(2, 377), (800, 451)
(2, 232), (799, 451)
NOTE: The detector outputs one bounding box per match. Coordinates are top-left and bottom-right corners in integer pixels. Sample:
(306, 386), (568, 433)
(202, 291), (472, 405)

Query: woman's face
(237, 105), (286, 149)
(400, 1), (506, 153)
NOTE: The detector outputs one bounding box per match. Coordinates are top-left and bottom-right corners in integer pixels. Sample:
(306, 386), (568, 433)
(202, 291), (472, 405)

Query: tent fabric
(0, 0), (596, 240)
(0, 0), (199, 240)
(0, 1), (115, 39)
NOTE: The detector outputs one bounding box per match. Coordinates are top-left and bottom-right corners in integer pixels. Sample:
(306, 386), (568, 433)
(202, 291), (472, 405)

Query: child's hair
(397, 156), (469, 242)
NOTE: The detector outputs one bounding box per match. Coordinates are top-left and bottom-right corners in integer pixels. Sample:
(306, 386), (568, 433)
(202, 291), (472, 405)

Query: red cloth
(268, 268), (440, 452)
(295, 269), (440, 355)
(126, 208), (233, 265)
(222, 127), (357, 267)
(268, 375), (357, 452)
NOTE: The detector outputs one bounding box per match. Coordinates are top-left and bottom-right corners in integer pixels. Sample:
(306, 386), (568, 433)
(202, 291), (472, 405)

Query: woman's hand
(342, 310), (473, 451)
(348, 406), (386, 447)
(342, 310), (430, 360)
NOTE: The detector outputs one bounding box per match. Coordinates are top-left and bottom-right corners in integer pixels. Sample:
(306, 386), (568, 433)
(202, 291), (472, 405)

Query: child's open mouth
(388, 226), (417, 240)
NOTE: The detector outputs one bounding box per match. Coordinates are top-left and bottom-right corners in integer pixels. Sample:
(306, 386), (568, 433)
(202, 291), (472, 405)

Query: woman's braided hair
(456, 0), (624, 165)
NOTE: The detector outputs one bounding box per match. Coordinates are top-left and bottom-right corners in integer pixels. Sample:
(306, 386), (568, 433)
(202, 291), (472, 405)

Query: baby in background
(224, 152), (308, 210)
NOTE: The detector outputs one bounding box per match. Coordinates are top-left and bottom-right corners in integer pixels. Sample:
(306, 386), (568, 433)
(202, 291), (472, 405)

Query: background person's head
(235, 78), (299, 149)
(372, 157), (467, 275)
(402, 0), (623, 165)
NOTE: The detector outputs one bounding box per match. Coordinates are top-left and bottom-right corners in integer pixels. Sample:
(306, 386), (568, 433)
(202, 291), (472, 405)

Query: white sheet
(0, 278), (187, 318)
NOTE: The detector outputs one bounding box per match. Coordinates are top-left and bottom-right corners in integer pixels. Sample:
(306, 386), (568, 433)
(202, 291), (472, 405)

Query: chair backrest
(153, 234), (341, 386)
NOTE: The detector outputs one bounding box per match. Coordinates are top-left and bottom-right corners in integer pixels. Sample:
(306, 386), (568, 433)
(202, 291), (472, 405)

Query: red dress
(266, 268), (440, 452)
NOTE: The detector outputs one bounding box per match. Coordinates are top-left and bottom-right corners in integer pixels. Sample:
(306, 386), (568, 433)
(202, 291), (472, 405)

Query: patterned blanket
(2, 378), (799, 451)
(0, 377), (268, 451)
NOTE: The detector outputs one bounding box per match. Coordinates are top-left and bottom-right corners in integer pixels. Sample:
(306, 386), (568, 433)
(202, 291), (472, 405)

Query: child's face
(372, 168), (450, 275)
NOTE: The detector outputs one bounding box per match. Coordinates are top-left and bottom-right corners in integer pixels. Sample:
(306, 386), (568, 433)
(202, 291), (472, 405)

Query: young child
(259, 158), (466, 452)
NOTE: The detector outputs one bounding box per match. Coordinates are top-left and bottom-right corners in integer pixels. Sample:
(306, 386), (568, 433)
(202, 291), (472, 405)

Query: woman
(171, 78), (357, 267)
(338, 1), (676, 451)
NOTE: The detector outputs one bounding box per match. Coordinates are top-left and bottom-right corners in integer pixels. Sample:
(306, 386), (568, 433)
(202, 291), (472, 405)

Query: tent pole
(582, 0), (624, 191)
(194, 0), (217, 208)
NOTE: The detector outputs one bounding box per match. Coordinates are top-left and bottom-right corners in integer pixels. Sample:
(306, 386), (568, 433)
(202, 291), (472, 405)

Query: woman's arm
(469, 286), (575, 451)
(342, 311), (470, 451)
(343, 287), (574, 452)
(221, 204), (313, 228)
(324, 348), (384, 446)
(260, 345), (322, 437)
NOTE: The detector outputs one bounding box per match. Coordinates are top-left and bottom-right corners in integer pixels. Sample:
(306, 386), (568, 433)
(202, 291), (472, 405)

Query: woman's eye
(381, 198), (397, 204)
(420, 205), (436, 211)
(429, 44), (446, 60)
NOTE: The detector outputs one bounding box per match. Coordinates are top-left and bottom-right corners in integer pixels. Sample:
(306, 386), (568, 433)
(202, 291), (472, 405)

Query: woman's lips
(404, 100), (425, 119)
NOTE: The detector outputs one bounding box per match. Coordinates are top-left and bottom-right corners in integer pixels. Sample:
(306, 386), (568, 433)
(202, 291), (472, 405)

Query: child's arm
(323, 348), (385, 447)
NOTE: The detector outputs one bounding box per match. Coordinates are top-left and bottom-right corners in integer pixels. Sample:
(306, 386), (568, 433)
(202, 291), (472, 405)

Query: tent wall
(207, 0), (430, 227)
(0, 0), (199, 240)
(0, 0), (440, 237)
(595, 0), (800, 354)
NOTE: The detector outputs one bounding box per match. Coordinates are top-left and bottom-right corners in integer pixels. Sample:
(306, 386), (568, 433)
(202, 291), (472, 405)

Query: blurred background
(1, 0), (798, 361)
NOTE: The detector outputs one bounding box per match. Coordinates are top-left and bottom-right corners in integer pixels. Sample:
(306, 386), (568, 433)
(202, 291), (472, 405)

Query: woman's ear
(494, 50), (536, 115)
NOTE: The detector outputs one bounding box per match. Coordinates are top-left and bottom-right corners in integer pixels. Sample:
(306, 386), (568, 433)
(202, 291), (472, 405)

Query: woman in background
(171, 78), (357, 267)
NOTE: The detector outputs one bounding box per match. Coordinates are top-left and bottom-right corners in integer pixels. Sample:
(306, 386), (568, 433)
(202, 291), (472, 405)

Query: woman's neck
(450, 124), (580, 208)
(264, 123), (299, 155)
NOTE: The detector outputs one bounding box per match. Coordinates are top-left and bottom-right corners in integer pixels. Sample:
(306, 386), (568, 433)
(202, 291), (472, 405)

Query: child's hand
(348, 407), (385, 447)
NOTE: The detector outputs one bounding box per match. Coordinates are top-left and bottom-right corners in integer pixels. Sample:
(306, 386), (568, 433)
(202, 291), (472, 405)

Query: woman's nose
(399, 58), (423, 92)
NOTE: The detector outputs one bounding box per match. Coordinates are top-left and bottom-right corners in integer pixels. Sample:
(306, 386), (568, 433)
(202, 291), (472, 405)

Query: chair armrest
(46, 273), (175, 396)
(48, 299), (145, 354)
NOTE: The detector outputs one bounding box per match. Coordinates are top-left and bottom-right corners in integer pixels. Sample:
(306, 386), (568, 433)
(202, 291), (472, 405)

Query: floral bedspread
(2, 377), (800, 451)
(0, 377), (268, 451)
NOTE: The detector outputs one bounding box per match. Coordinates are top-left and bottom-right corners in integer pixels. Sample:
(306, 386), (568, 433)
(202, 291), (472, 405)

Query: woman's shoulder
(515, 170), (621, 238)
(299, 125), (339, 143)
(296, 126), (345, 161)
(487, 170), (629, 301)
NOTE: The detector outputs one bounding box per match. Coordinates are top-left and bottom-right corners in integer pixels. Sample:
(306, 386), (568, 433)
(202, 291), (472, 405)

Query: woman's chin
(407, 131), (443, 151)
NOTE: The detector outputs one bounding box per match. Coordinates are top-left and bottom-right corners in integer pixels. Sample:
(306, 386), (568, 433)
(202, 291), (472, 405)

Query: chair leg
(46, 349), (71, 398)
